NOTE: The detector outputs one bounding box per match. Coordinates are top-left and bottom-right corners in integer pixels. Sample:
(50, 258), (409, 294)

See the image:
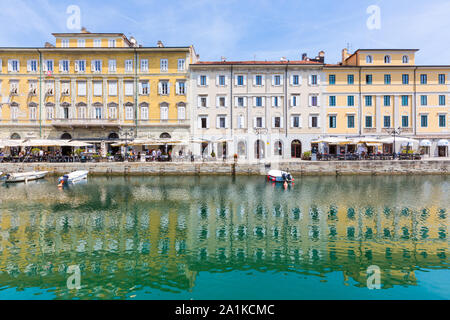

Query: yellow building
(0, 28), (197, 154)
(324, 49), (449, 157)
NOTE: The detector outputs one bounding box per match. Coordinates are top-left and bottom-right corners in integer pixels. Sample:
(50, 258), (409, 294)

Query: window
(124, 81), (134, 96)
(45, 60), (54, 72)
(63, 107), (69, 119)
(401, 95), (408, 106)
(273, 75), (282, 86)
(329, 115), (336, 128)
(46, 107), (54, 120)
(237, 115), (245, 128)
(401, 115), (409, 127)
(310, 74), (318, 85)
(77, 39), (85, 48)
(176, 81), (185, 95)
(199, 95), (208, 107)
(329, 74), (335, 85)
(292, 75), (300, 85)
(60, 60), (69, 72)
(29, 106), (37, 120)
(125, 60), (133, 72)
(140, 59), (148, 72)
(420, 74), (427, 84)
(347, 115), (355, 128)
(366, 55), (373, 63)
(217, 116), (226, 128)
(92, 60), (102, 73)
(75, 60), (86, 72)
(78, 106), (86, 119)
(255, 96), (262, 107)
(160, 105), (168, 120)
(347, 95), (354, 106)
(272, 96), (280, 107)
(402, 74), (409, 85)
(254, 75), (263, 86)
(27, 60), (38, 72)
(9, 59), (19, 72)
(177, 105), (186, 120)
(140, 81), (149, 95)
(109, 106), (117, 119)
(199, 116), (208, 129)
(366, 74), (372, 84)
(383, 116), (391, 128)
(365, 116), (372, 128)
(384, 95), (391, 106)
(61, 81), (70, 95)
(159, 81), (169, 95)
(236, 75), (245, 86)
(61, 39), (69, 48)
(108, 81), (117, 96)
(420, 95), (427, 106)
(45, 81), (54, 95)
(108, 39), (116, 48)
(10, 81), (19, 94)
(218, 75), (226, 86)
(237, 97), (245, 107)
(439, 95), (445, 106)
(402, 55), (409, 64)
(200, 75), (207, 86)
(125, 106), (133, 120)
(94, 39), (101, 47)
(310, 95), (318, 107)
(439, 115), (446, 127)
(420, 115), (428, 127)
(255, 117), (263, 128)
(108, 59), (116, 72)
(310, 115), (319, 128)
(95, 107), (102, 119)
(329, 96), (336, 107)
(11, 106), (19, 120)
(274, 141), (283, 156)
(273, 116), (281, 128)
(217, 96), (226, 107)
(384, 74), (391, 84)
(384, 55), (391, 63)
(77, 81), (86, 96)
(177, 59), (185, 71)
(365, 96), (372, 106)
(29, 81), (37, 95)
(93, 81), (102, 96)
(347, 74), (354, 85)
(290, 95), (299, 107)
(141, 106), (149, 120)
(160, 59), (168, 72)
(438, 74), (446, 84)
(291, 115), (301, 128)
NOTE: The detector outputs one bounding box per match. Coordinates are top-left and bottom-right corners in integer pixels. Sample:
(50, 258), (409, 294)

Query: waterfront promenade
(0, 158), (448, 176)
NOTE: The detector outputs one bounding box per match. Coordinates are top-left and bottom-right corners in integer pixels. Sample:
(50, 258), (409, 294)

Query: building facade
(0, 29), (197, 154)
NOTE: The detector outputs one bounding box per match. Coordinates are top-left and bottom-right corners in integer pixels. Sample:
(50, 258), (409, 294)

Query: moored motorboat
(4, 171), (48, 183)
(58, 170), (89, 186)
(267, 170), (293, 183)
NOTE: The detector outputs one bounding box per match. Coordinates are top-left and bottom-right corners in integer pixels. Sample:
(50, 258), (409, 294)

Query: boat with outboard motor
(4, 171), (48, 183)
(267, 170), (293, 183)
(58, 170), (89, 186)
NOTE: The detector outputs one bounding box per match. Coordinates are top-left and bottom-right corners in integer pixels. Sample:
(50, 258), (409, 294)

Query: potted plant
(211, 151), (216, 158)
(92, 154), (101, 162)
(301, 151), (311, 160)
(233, 153), (238, 162)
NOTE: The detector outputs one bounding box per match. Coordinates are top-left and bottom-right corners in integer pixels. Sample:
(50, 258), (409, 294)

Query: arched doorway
(237, 141), (246, 158)
(201, 142), (209, 157)
(108, 132), (120, 155)
(61, 133), (72, 156)
(255, 140), (265, 159)
(10, 133), (21, 156)
(217, 142), (227, 159)
(291, 140), (302, 158)
(10, 133), (21, 140)
(274, 140), (283, 156)
(159, 132), (172, 155)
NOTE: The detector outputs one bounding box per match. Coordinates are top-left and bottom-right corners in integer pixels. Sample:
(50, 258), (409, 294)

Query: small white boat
(58, 170), (89, 186)
(267, 170), (293, 183)
(5, 171), (48, 183)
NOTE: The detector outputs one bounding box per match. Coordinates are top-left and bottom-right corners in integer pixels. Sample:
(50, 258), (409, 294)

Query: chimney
(157, 40), (164, 48)
(317, 51), (325, 63)
(301, 53), (307, 61)
(44, 42), (55, 48)
(342, 48), (350, 63)
(80, 27), (90, 33)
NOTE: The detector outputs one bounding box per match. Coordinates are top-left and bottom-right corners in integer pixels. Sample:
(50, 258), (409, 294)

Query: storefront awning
(419, 140), (432, 147)
(437, 139), (449, 146)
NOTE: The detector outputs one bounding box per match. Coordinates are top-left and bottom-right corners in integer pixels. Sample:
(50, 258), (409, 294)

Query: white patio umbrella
(419, 140), (432, 147)
(379, 137), (418, 144)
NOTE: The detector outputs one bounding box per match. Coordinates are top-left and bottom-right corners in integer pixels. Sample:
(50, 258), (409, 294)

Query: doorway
(291, 140), (302, 158)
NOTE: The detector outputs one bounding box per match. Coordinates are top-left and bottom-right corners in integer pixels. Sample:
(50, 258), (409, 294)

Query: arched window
(366, 55), (373, 64)
(237, 141), (246, 156)
(291, 140), (302, 158)
(160, 102), (169, 121)
(160, 132), (171, 139)
(274, 140), (283, 156)
(402, 55), (409, 64)
(61, 132), (72, 140)
(10, 133), (21, 140)
(108, 132), (119, 140)
(384, 55), (391, 64)
(177, 102), (186, 120)
(255, 140), (265, 159)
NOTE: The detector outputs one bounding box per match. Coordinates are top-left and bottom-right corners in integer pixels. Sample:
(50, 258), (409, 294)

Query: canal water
(0, 175), (448, 300)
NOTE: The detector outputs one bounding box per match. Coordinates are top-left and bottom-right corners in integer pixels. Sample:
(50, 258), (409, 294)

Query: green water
(0, 175), (448, 300)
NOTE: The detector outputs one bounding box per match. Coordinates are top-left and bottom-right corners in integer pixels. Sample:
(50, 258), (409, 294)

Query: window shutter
(216, 75), (219, 86)
(272, 117), (275, 128)
(206, 76), (209, 86)
(27, 60), (31, 72)
(308, 75), (312, 85)
(206, 96), (209, 107)
(138, 82), (143, 94)
(261, 75), (265, 85)
(253, 75), (256, 86)
(175, 82), (179, 95)
(243, 75), (247, 86)
(243, 97), (247, 107)
(317, 95), (321, 107)
(225, 75), (229, 86)
(206, 117), (210, 129)
(253, 117), (256, 128)
(309, 116), (312, 128)
(280, 117), (284, 128)
(7, 60), (12, 72)
(235, 96), (238, 107)
(290, 75), (293, 85)
(224, 96), (228, 107)
(317, 116), (321, 128)
(91, 60), (95, 72)
(290, 116), (294, 128)
(216, 96), (220, 108)
(42, 60), (47, 72)
(262, 116), (265, 128)
(75, 61), (79, 72)
(253, 97), (257, 106)
(271, 75), (275, 86)
(167, 82), (170, 94)
(317, 75), (321, 84)
(197, 117), (201, 129)
(299, 75), (303, 85)
(158, 82), (162, 95)
(280, 75), (284, 85)
(290, 96), (293, 107)
(308, 95), (312, 107)
(262, 97), (266, 106)
(216, 116), (220, 128)
(0, 59), (2, 72)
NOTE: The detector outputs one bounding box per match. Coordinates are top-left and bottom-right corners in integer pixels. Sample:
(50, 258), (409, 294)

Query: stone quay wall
(0, 160), (448, 176)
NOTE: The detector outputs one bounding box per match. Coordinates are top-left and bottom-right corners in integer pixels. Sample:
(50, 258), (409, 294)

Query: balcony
(52, 118), (120, 128)
(137, 119), (190, 127)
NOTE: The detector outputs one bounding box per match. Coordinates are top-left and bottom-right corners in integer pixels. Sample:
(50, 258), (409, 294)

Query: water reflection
(0, 175), (448, 299)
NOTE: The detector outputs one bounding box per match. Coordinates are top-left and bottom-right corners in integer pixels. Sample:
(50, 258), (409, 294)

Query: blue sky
(0, 0), (449, 64)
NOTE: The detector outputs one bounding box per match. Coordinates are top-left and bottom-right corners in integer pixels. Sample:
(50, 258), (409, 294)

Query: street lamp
(386, 126), (402, 159)
(122, 128), (134, 162)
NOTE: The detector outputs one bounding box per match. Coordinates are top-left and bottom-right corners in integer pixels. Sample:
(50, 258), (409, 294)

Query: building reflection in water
(0, 175), (448, 299)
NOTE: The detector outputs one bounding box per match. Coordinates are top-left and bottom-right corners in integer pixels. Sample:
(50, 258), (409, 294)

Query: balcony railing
(52, 118), (120, 127)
